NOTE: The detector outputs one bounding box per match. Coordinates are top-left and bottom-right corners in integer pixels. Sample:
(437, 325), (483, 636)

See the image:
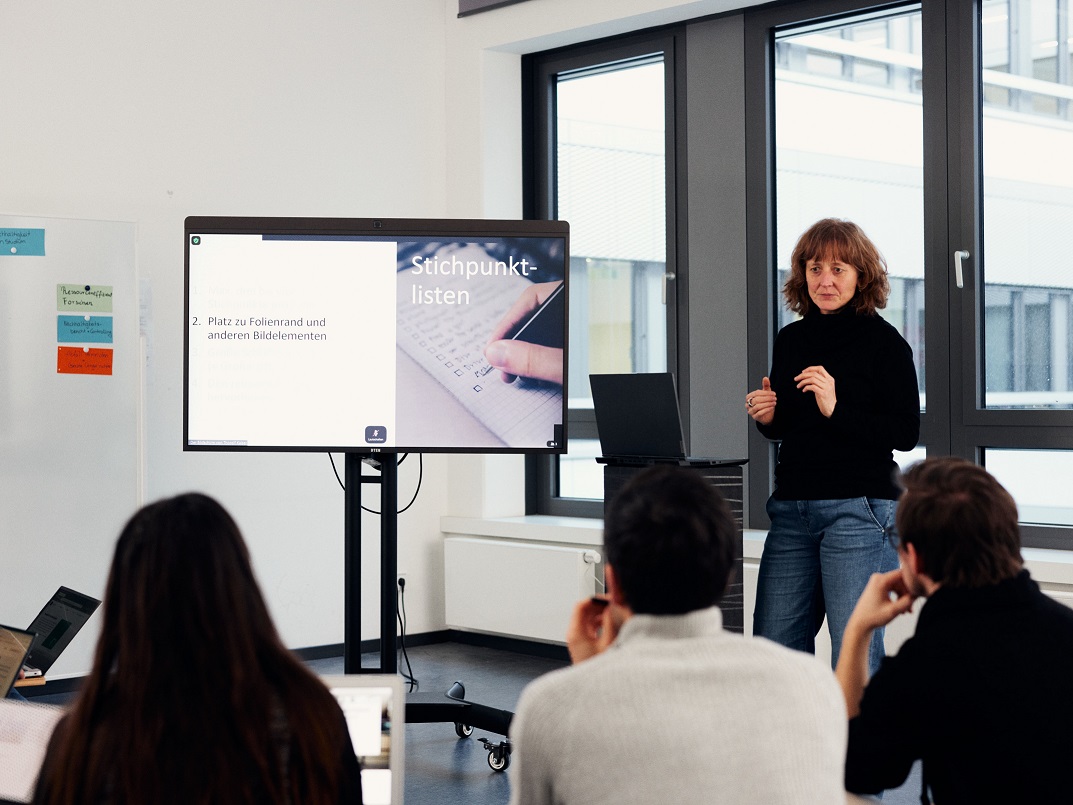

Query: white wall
(1, 0), (753, 678)
(1, 1), (455, 676)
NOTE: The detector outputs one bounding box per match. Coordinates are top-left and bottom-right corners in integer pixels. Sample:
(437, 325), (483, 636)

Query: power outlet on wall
(397, 573), (408, 591)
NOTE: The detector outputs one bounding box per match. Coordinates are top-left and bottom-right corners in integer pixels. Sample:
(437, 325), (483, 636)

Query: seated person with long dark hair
(32, 493), (363, 805)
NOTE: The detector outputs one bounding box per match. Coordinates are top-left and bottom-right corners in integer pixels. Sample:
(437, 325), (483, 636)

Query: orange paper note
(57, 346), (113, 376)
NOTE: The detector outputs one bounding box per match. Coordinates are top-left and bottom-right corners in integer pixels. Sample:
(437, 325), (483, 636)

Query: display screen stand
(342, 453), (515, 771)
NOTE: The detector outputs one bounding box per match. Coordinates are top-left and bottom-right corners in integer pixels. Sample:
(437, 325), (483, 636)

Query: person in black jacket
(746, 218), (920, 673)
(837, 457), (1073, 804)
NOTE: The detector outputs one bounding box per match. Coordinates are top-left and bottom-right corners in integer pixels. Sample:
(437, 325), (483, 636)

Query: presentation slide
(187, 236), (397, 447)
(393, 239), (563, 450)
(185, 229), (567, 451)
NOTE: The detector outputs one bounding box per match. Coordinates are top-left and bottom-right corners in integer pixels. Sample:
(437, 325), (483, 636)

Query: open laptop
(590, 372), (745, 468)
(0, 698), (65, 804)
(322, 674), (405, 805)
(0, 625), (36, 698)
(21, 587), (101, 679)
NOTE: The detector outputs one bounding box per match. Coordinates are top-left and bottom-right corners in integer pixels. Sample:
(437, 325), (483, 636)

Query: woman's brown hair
(34, 493), (355, 805)
(783, 218), (891, 316)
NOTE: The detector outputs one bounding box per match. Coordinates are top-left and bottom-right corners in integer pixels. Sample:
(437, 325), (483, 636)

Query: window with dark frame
(523, 0), (1073, 549)
(524, 32), (681, 519)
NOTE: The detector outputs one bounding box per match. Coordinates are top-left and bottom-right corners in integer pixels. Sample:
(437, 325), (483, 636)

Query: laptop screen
(0, 626), (36, 698)
(0, 699), (65, 804)
(590, 372), (686, 459)
(25, 587), (101, 675)
(323, 674), (405, 805)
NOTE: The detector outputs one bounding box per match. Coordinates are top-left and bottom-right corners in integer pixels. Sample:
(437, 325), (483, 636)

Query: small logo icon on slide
(365, 426), (387, 444)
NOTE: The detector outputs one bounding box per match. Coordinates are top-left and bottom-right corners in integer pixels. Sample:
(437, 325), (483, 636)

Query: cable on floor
(397, 579), (417, 691)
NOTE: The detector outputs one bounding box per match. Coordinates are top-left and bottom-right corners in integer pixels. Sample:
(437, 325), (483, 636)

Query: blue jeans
(754, 496), (898, 673)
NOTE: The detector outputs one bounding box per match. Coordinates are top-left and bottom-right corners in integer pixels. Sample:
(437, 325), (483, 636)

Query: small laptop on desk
(0, 625), (37, 698)
(0, 697), (65, 804)
(20, 586), (101, 680)
(590, 372), (746, 468)
(323, 674), (405, 805)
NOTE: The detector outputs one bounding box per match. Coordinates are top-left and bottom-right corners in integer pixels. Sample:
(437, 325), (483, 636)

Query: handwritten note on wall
(57, 315), (113, 344)
(56, 284), (113, 312)
(57, 347), (113, 375)
(56, 284), (114, 375)
(0, 228), (45, 256)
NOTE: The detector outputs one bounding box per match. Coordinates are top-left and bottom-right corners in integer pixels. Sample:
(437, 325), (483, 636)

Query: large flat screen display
(184, 217), (568, 453)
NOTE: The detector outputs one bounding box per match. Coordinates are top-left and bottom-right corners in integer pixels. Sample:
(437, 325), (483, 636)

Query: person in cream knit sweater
(509, 464), (847, 805)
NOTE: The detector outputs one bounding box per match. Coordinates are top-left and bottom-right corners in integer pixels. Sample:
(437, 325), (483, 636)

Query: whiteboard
(0, 214), (139, 679)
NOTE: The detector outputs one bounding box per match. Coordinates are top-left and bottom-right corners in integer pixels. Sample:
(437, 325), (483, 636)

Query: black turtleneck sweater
(846, 570), (1073, 803)
(757, 306), (920, 500)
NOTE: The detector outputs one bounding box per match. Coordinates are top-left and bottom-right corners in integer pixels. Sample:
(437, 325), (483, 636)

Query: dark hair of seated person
(603, 464), (736, 615)
(896, 456), (1024, 588)
(32, 492), (362, 805)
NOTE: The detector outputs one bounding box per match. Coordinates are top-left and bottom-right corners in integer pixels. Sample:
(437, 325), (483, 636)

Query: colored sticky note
(57, 284), (113, 313)
(0, 228), (45, 256)
(57, 346), (113, 376)
(58, 315), (114, 344)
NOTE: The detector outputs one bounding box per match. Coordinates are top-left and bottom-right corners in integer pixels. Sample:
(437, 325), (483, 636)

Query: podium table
(601, 458), (747, 633)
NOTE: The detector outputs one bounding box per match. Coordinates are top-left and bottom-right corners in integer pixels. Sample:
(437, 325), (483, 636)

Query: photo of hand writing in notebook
(484, 279), (565, 385)
(395, 239), (566, 450)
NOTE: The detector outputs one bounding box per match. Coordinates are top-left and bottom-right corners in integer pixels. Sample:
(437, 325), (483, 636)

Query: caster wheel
(488, 750), (510, 771)
(454, 722), (473, 738)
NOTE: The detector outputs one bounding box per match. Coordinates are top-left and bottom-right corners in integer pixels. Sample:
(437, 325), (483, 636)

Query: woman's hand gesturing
(746, 377), (777, 425)
(794, 365), (837, 418)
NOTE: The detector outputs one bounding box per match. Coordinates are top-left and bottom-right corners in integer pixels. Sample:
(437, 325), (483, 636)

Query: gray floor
(28, 641), (923, 804)
(307, 642), (567, 805)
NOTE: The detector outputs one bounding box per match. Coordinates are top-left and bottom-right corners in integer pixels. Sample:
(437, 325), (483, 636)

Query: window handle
(953, 250), (970, 289)
(662, 271), (676, 304)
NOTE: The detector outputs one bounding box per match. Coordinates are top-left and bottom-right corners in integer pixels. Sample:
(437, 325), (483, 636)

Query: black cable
(329, 453), (345, 491)
(396, 454), (423, 514)
(396, 580), (417, 691)
(327, 453), (424, 515)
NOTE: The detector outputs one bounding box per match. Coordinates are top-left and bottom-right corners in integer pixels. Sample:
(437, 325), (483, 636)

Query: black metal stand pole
(343, 453), (398, 674)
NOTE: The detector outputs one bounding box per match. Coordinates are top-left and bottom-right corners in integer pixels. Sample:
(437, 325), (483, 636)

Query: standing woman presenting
(746, 218), (919, 673)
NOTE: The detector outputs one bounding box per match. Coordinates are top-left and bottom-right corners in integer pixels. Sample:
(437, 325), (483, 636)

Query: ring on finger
(747, 398), (755, 408)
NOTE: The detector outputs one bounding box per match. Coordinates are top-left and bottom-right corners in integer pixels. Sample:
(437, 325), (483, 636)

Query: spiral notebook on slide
(394, 244), (563, 448)
(590, 372), (745, 468)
